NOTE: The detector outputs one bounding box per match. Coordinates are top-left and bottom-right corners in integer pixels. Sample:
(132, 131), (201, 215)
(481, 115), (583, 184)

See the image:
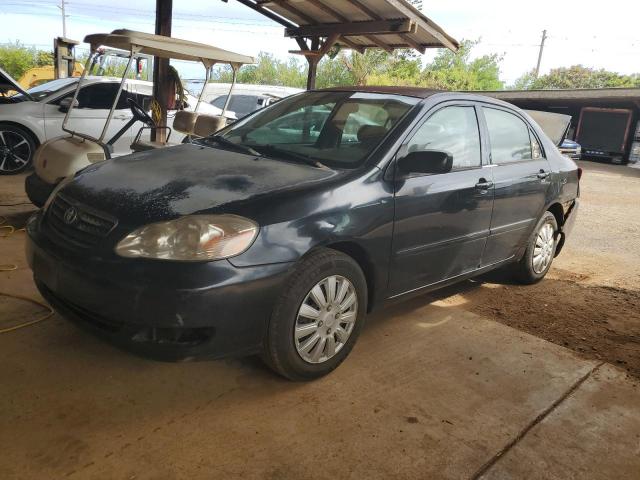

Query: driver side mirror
(398, 149), (453, 176)
(58, 97), (79, 113)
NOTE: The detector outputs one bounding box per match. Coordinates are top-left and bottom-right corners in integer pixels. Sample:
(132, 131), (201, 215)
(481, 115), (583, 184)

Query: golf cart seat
(130, 110), (200, 152)
(193, 114), (227, 138)
(173, 110), (199, 135)
(130, 126), (177, 152)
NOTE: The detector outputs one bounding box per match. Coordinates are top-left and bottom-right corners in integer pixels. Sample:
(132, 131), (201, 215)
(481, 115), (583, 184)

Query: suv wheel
(0, 124), (36, 175)
(262, 248), (367, 381)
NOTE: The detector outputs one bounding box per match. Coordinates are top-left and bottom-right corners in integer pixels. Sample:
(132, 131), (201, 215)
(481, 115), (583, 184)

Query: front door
(479, 105), (552, 266)
(43, 82), (134, 155)
(389, 103), (494, 296)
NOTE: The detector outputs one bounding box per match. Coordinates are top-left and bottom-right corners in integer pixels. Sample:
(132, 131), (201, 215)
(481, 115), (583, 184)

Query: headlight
(115, 214), (259, 261)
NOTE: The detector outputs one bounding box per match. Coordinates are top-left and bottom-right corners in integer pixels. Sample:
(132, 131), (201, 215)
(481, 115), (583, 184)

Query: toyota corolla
(26, 87), (580, 380)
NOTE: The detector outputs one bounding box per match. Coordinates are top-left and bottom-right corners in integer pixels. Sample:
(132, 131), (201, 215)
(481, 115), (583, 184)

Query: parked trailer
(576, 107), (634, 164)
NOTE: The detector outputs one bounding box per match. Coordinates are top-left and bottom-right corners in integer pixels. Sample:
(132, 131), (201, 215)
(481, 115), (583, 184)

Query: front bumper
(25, 173), (55, 208)
(26, 213), (293, 361)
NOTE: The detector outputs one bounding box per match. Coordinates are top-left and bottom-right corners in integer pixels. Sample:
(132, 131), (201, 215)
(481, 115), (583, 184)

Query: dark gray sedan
(26, 87), (580, 380)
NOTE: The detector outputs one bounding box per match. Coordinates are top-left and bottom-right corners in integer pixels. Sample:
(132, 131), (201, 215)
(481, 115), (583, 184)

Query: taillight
(577, 167), (583, 181)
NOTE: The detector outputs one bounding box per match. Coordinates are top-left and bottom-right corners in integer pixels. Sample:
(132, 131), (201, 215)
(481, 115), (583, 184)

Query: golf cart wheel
(262, 248), (367, 381)
(512, 211), (558, 284)
(0, 124), (37, 175)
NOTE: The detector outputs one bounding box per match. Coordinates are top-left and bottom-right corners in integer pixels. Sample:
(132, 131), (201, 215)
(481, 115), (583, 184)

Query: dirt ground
(427, 161), (640, 378)
(2, 161), (640, 379)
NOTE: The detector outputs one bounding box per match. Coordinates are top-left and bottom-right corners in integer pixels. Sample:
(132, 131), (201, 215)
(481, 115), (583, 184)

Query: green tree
(316, 55), (353, 88)
(211, 52), (306, 88)
(0, 41), (53, 79)
(417, 39), (504, 90)
(512, 65), (640, 90)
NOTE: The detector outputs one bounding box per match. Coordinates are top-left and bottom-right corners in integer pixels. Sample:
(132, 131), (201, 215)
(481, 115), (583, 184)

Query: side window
(407, 105), (481, 170)
(484, 108), (533, 164)
(67, 83), (130, 110)
(531, 130), (543, 159)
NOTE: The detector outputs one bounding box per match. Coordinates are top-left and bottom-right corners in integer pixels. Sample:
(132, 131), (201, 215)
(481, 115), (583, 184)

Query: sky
(1, 0), (639, 85)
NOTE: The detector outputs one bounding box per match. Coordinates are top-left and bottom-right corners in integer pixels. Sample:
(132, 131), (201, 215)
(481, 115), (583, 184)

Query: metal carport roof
(227, 0), (459, 88)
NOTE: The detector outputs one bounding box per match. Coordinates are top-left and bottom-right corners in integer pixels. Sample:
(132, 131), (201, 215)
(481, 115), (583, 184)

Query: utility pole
(534, 29), (547, 78)
(57, 0), (68, 38)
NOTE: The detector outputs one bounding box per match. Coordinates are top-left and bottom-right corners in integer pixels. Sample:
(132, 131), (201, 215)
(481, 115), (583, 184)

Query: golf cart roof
(84, 29), (254, 68)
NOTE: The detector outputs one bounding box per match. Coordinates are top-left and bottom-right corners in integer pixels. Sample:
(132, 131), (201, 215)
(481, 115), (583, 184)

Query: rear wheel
(262, 248), (367, 381)
(0, 124), (36, 175)
(512, 211), (558, 284)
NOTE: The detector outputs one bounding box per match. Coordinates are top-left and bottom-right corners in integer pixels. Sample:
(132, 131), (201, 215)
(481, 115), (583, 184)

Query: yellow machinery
(18, 62), (84, 89)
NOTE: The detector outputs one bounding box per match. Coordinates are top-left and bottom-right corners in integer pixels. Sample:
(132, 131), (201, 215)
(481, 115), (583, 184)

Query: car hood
(524, 110), (571, 146)
(62, 143), (339, 224)
(0, 66), (32, 100)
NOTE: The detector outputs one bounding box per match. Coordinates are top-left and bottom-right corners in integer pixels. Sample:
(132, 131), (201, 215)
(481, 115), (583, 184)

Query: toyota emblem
(63, 207), (78, 225)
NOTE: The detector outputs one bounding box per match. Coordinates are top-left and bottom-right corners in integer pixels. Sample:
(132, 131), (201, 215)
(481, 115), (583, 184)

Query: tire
(262, 248), (368, 381)
(0, 124), (37, 175)
(512, 211), (558, 284)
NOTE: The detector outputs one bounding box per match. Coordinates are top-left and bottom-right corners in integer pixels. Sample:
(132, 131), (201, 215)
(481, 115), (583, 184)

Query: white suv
(0, 76), (231, 174)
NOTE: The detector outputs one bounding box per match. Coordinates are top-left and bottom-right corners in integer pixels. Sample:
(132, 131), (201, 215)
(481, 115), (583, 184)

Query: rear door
(479, 105), (552, 266)
(389, 102), (494, 296)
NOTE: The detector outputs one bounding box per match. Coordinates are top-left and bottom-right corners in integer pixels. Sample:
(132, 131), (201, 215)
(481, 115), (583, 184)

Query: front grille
(46, 194), (117, 248)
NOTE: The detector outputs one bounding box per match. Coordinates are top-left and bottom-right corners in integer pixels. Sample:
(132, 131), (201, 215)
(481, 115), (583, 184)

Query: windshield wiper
(206, 135), (262, 157)
(253, 144), (327, 169)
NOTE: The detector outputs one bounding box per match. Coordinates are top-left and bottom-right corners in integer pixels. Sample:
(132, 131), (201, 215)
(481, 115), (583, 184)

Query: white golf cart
(25, 29), (253, 207)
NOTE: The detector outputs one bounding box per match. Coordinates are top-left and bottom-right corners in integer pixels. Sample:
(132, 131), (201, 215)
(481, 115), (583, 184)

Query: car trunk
(524, 110), (571, 146)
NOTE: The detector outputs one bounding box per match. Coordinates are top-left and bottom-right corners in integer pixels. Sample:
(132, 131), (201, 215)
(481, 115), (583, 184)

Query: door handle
(537, 169), (550, 179)
(475, 178), (493, 190)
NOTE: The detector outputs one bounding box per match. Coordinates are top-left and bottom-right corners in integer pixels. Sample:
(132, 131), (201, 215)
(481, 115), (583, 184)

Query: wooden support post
(306, 38), (320, 91)
(152, 0), (172, 143)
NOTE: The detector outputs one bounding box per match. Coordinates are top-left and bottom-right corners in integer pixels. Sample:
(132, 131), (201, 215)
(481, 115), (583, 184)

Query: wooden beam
(382, 0), (458, 51)
(365, 35), (393, 53)
(290, 33), (339, 57)
(288, 50), (322, 57)
(399, 33), (425, 54)
(257, 0), (316, 25)
(285, 19), (415, 38)
(338, 36), (366, 54)
(234, 0), (296, 28)
(306, 37), (320, 90)
(151, 0), (172, 143)
(344, 0), (382, 21)
(306, 0), (348, 22)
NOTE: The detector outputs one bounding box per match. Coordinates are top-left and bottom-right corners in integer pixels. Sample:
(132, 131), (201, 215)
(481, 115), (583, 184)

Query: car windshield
(14, 78), (77, 101)
(214, 91), (419, 169)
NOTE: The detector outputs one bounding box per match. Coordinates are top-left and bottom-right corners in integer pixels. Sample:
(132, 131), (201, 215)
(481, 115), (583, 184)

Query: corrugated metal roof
(238, 0), (458, 53)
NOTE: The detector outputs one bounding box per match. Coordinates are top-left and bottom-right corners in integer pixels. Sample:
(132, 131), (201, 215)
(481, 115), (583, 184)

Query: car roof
(316, 85), (441, 98)
(313, 86), (520, 107)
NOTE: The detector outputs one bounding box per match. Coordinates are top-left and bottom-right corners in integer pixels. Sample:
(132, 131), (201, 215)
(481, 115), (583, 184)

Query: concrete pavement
(1, 216), (639, 479)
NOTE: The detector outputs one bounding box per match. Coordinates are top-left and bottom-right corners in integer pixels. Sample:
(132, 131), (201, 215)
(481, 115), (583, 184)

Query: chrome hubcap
(0, 130), (31, 172)
(294, 275), (358, 364)
(532, 222), (555, 274)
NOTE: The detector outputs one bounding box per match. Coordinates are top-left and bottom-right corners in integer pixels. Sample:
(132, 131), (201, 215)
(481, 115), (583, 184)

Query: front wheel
(262, 248), (367, 381)
(512, 211), (558, 284)
(0, 124), (36, 175)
